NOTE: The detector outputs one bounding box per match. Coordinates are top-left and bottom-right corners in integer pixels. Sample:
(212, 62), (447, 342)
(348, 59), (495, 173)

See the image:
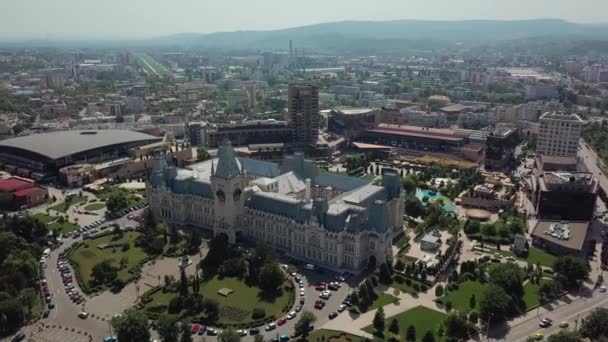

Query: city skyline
(1, 0), (608, 39)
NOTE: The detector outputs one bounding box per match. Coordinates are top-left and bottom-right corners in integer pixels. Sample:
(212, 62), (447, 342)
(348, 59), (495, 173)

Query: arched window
(216, 189), (225, 203)
(233, 188), (242, 202)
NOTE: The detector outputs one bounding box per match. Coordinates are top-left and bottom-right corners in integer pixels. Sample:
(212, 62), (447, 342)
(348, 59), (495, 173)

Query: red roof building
(0, 177), (47, 209)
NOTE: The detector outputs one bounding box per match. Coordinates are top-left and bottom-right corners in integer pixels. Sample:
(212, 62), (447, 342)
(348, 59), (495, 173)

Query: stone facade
(147, 141), (403, 273)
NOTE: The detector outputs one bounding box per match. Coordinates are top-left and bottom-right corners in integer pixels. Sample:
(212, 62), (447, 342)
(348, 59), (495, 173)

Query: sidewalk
(321, 283), (444, 337)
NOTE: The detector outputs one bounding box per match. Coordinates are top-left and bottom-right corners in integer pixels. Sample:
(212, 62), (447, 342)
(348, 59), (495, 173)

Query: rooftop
(0, 130), (161, 160)
(531, 220), (589, 251)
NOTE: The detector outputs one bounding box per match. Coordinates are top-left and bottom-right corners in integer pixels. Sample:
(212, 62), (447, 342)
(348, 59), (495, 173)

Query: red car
(277, 318), (287, 326)
(314, 303), (324, 310)
(191, 324), (200, 334)
(315, 283), (326, 291)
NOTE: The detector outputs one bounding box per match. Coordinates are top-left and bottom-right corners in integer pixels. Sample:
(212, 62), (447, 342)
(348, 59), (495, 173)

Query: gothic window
(216, 189), (225, 203)
(233, 188), (242, 201)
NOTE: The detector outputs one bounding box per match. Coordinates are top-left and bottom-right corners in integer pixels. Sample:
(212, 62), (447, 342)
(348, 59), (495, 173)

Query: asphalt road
(490, 289), (608, 341)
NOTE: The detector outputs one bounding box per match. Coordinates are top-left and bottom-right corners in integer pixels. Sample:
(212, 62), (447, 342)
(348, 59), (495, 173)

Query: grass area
(393, 233), (410, 249)
(84, 202), (105, 211)
(368, 292), (399, 311)
(307, 329), (367, 342)
(33, 212), (55, 224)
(68, 231), (147, 286)
(97, 187), (145, 209)
(439, 281), (486, 313)
(34, 212), (80, 233)
(142, 276), (292, 325)
(492, 247), (557, 268)
(50, 195), (87, 212)
(390, 275), (428, 294)
(363, 305), (447, 341)
(48, 220), (80, 234)
(523, 278), (552, 310)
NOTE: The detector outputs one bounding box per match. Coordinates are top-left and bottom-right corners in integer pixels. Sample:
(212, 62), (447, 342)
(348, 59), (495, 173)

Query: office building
(534, 171), (597, 221)
(189, 122), (205, 146)
(484, 128), (519, 170)
(536, 112), (583, 157)
(288, 84), (319, 145)
(147, 142), (404, 272)
(202, 120), (293, 148)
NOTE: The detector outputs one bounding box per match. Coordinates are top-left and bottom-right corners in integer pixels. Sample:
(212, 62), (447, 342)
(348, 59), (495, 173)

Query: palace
(147, 141), (403, 272)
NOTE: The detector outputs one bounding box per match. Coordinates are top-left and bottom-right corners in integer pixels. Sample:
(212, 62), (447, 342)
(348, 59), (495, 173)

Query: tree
(157, 314), (179, 342)
(444, 311), (471, 342)
(469, 294), (476, 309)
(435, 284), (444, 297)
(294, 311), (317, 338)
(422, 330), (436, 342)
(402, 177), (418, 194)
(488, 263), (524, 303)
(373, 307), (385, 335)
(218, 328), (242, 342)
(580, 308), (608, 340)
(111, 311), (151, 342)
(180, 321), (193, 342)
(553, 256), (591, 289)
(479, 284), (513, 322)
(406, 325), (417, 341)
(547, 331), (583, 342)
(179, 268), (188, 297)
(379, 263), (392, 285)
(388, 318), (400, 336)
(106, 190), (128, 213)
(405, 195), (426, 218)
(258, 263), (284, 296)
(91, 259), (118, 285)
(196, 147), (211, 161)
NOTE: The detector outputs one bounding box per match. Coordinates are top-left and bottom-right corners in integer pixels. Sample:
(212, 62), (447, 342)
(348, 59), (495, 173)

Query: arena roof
(0, 130), (161, 160)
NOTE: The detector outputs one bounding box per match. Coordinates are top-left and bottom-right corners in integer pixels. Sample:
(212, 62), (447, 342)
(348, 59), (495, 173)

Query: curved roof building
(0, 130), (162, 180)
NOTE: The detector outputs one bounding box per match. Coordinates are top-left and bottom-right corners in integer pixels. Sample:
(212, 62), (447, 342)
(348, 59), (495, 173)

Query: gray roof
(0, 129), (161, 160)
(314, 173), (372, 192)
(214, 141), (242, 180)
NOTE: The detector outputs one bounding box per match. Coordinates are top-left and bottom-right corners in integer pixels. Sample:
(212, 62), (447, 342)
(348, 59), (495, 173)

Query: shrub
(445, 300), (453, 312)
(121, 242), (130, 252)
(251, 308), (266, 319)
(469, 311), (479, 324)
(168, 296), (183, 314)
(435, 284), (444, 297)
(394, 275), (405, 284)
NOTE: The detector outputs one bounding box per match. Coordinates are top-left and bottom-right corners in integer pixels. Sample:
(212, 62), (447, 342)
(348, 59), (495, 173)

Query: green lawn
(34, 212), (80, 233)
(142, 276), (292, 325)
(84, 202), (106, 211)
(390, 275), (428, 294)
(439, 281), (486, 313)
(307, 329), (367, 342)
(33, 212), (55, 224)
(523, 278), (552, 310)
(365, 292), (399, 312)
(363, 305), (447, 341)
(48, 220), (80, 234)
(68, 231), (147, 287)
(98, 188), (145, 209)
(50, 195), (87, 212)
(493, 247), (557, 268)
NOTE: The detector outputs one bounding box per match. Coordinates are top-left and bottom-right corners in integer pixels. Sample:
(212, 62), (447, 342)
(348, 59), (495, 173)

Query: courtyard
(363, 305), (447, 341)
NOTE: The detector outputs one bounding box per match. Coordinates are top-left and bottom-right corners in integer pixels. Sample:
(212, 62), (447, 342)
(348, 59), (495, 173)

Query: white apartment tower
(536, 112), (583, 157)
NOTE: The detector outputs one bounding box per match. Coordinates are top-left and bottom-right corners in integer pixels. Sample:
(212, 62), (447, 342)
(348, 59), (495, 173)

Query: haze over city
(4, 1), (608, 342)
(2, 0), (608, 38)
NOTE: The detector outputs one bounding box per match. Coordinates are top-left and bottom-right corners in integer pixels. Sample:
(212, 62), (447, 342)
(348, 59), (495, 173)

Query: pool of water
(416, 189), (455, 213)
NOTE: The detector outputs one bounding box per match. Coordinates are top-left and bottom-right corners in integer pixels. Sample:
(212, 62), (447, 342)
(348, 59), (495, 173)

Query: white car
(236, 329), (247, 336)
(600, 286), (607, 293)
(265, 322), (276, 331)
(78, 311), (89, 319)
(300, 289), (305, 296)
(287, 311), (297, 320)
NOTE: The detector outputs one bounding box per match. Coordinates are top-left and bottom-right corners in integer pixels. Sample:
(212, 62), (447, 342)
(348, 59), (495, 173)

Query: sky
(2, 0), (608, 39)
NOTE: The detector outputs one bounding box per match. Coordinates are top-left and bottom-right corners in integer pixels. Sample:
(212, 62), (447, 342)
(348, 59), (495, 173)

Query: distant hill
(151, 19), (608, 53)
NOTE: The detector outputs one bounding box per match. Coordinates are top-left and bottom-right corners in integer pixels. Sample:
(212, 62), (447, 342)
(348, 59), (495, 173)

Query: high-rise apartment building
(288, 84), (319, 144)
(536, 112), (583, 157)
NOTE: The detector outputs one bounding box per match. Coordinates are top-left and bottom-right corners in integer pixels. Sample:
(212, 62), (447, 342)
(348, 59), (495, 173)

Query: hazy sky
(2, 0), (607, 38)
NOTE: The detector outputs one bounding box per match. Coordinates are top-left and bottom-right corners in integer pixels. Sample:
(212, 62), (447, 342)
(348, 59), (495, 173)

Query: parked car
(191, 324), (200, 334)
(265, 322), (276, 331)
(329, 312), (338, 319)
(277, 318), (287, 326)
